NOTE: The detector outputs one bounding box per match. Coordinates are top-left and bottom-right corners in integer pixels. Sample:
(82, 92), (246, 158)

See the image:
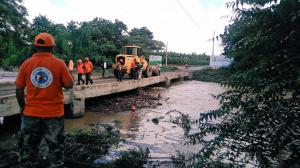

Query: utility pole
(212, 31), (215, 56)
(165, 42), (168, 66)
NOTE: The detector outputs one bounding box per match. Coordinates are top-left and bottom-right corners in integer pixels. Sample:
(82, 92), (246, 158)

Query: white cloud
(24, 0), (231, 55)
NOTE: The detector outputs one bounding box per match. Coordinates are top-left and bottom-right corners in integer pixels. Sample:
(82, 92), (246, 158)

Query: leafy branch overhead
(174, 0), (300, 167)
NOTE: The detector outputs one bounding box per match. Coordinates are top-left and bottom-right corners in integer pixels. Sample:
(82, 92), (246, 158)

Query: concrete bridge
(0, 71), (191, 118)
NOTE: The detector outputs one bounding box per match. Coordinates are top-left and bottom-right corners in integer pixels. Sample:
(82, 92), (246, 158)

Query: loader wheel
(144, 65), (152, 78)
(152, 68), (159, 76)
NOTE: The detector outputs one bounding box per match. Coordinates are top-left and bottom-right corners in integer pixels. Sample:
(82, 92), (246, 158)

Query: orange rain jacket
(84, 61), (93, 73)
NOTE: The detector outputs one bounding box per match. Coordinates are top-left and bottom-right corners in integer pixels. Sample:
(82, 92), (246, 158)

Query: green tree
(30, 15), (71, 62)
(176, 0), (300, 167)
(31, 15), (52, 34)
(68, 18), (128, 62)
(155, 51), (209, 65)
(127, 27), (164, 56)
(0, 0), (29, 66)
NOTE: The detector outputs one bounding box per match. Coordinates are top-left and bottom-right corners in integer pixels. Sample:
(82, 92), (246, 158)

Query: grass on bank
(192, 67), (232, 83)
(160, 65), (179, 72)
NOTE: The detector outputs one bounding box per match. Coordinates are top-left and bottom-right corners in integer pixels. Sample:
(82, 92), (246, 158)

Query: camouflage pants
(19, 116), (64, 168)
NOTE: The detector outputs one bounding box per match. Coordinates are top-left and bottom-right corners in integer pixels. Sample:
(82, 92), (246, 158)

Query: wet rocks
(152, 118), (159, 125)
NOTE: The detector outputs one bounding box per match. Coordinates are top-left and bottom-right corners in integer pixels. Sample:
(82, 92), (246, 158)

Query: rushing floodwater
(65, 80), (226, 158)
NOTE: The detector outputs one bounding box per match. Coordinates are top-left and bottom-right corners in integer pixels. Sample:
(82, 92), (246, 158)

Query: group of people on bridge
(67, 57), (95, 85)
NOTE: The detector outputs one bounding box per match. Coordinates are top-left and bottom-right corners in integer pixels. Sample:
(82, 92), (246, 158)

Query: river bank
(192, 67), (231, 83)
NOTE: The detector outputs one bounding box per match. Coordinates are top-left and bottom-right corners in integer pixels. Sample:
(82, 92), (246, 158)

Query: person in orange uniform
(76, 59), (85, 85)
(68, 59), (75, 80)
(15, 32), (73, 167)
(83, 57), (93, 85)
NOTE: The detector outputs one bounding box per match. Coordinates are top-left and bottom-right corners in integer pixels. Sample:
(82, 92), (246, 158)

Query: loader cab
(123, 46), (143, 57)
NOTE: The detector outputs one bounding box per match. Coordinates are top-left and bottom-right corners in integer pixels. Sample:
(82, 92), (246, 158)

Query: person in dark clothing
(134, 59), (139, 79)
(116, 59), (123, 81)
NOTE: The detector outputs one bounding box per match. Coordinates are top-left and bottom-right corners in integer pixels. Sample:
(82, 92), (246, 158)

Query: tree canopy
(0, 0), (210, 68)
(0, 0), (29, 66)
(0, 1), (168, 67)
(176, 0), (300, 167)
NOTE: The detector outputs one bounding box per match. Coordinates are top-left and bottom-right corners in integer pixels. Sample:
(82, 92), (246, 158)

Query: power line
(175, 0), (201, 30)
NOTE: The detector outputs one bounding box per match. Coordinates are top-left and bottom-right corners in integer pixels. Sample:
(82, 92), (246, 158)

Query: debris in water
(152, 118), (159, 125)
(131, 106), (136, 111)
(87, 90), (161, 113)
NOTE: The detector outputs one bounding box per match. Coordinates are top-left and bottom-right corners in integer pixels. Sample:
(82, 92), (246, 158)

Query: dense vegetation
(0, 0), (208, 69)
(0, 125), (149, 168)
(156, 51), (210, 65)
(174, 0), (300, 167)
(192, 67), (231, 83)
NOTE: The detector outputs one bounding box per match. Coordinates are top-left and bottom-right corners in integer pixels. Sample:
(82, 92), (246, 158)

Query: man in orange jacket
(15, 32), (73, 167)
(83, 57), (94, 85)
(76, 59), (85, 85)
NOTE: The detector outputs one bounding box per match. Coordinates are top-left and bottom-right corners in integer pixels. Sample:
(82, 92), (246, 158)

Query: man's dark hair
(35, 46), (53, 53)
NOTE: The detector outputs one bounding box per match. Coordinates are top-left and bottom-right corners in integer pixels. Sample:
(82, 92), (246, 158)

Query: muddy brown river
(65, 80), (226, 158)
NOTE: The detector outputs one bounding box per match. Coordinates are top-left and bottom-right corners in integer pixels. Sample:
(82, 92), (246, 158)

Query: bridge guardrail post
(65, 89), (85, 118)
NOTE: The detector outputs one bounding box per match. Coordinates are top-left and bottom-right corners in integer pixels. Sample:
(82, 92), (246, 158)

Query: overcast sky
(23, 0), (231, 55)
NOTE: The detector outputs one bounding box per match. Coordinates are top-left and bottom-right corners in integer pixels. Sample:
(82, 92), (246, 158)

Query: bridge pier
(70, 98), (85, 118)
(135, 87), (143, 95)
(187, 74), (193, 80)
(65, 90), (85, 118)
(178, 76), (184, 82)
(164, 77), (171, 87)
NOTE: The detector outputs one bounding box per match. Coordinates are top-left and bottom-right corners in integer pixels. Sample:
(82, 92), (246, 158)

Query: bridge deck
(0, 71), (190, 117)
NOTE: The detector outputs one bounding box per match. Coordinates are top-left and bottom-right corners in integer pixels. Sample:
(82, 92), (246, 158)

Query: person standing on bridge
(68, 59), (75, 81)
(84, 57), (94, 85)
(76, 59), (85, 85)
(68, 59), (74, 72)
(102, 61), (107, 78)
(15, 32), (73, 167)
(131, 59), (136, 79)
(134, 59), (141, 79)
(116, 59), (123, 82)
(137, 62), (143, 80)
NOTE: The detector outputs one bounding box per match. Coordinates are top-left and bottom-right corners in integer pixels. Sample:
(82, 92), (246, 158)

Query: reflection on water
(65, 80), (226, 157)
